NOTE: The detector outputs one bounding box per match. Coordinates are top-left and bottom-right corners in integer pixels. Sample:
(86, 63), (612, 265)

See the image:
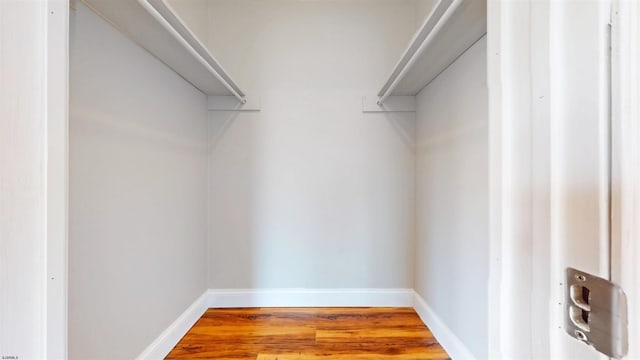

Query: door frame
(46, 0), (69, 358)
(487, 1), (552, 358)
(488, 0), (639, 358)
(611, 0), (640, 357)
(43, 0), (640, 358)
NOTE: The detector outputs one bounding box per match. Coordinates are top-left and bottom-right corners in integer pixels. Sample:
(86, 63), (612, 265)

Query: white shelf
(377, 0), (486, 103)
(81, 0), (246, 102)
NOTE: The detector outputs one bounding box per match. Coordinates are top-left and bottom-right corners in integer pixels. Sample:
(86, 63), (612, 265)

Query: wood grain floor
(166, 307), (450, 359)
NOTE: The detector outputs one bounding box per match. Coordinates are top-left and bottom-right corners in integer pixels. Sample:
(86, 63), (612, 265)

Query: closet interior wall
(165, 0), (209, 46)
(205, 0), (426, 289)
(69, 3), (208, 359)
(415, 36), (489, 359)
(67, 0), (491, 358)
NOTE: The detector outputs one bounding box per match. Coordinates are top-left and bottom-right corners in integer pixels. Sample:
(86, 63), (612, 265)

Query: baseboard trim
(136, 288), (474, 359)
(135, 290), (209, 360)
(412, 292), (476, 360)
(207, 288), (415, 308)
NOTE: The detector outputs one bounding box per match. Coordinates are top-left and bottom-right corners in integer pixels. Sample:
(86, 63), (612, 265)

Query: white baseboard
(136, 288), (474, 360)
(207, 288), (414, 308)
(412, 292), (476, 360)
(135, 291), (209, 360)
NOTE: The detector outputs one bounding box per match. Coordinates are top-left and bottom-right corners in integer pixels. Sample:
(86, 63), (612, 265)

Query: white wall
(166, 0), (209, 45)
(414, 0), (438, 27)
(415, 36), (488, 359)
(206, 0), (418, 289)
(69, 3), (208, 359)
(0, 2), (47, 358)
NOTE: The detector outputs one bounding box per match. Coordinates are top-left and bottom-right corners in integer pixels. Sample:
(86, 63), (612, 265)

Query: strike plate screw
(575, 330), (588, 342)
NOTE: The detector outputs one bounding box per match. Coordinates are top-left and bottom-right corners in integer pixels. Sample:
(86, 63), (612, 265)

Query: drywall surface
(0, 2), (46, 358)
(166, 0), (209, 45)
(206, 0), (417, 288)
(414, 0), (438, 27)
(415, 37), (488, 359)
(69, 3), (208, 359)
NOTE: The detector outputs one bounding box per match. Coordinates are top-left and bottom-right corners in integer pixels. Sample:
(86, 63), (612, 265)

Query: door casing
(489, 0), (639, 358)
(611, 0), (640, 358)
(46, 0), (69, 358)
(41, 0), (640, 359)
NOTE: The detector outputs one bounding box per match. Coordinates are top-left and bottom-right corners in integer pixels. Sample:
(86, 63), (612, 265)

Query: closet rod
(138, 0), (246, 103)
(377, 0), (456, 105)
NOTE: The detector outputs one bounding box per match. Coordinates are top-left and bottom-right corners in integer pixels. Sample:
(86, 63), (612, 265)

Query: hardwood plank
(256, 354), (449, 360)
(196, 308), (426, 329)
(168, 343), (449, 360)
(184, 325), (316, 344)
(166, 307), (451, 360)
(315, 327), (437, 344)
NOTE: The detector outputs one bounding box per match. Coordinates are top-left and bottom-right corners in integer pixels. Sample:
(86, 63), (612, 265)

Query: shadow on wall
(208, 111), (240, 151)
(385, 112), (416, 153)
(208, 109), (258, 288)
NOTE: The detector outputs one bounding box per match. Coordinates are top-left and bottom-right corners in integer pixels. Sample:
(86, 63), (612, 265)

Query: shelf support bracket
(362, 96), (416, 113)
(208, 96), (261, 112)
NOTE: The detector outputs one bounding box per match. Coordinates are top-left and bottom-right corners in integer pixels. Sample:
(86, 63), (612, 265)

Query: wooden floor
(166, 307), (450, 359)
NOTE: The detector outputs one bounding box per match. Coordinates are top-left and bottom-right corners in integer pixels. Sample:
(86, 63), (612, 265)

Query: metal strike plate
(565, 268), (628, 358)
